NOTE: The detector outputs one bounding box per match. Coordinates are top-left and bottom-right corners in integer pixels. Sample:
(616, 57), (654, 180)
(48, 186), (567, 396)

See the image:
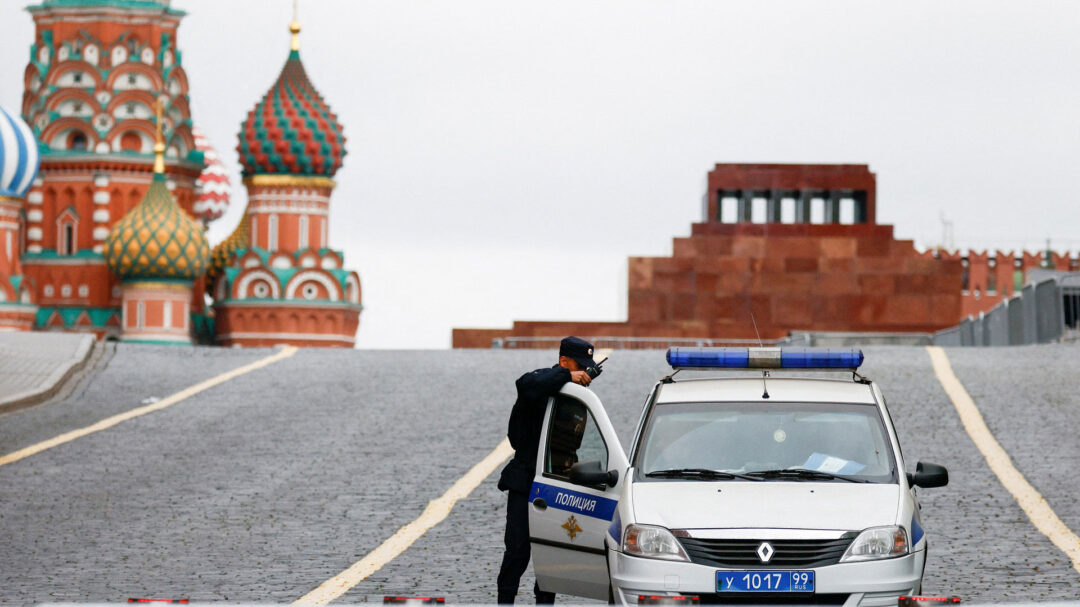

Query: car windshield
(635, 401), (897, 483)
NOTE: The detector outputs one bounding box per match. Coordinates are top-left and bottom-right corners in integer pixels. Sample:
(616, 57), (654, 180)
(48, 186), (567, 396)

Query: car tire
(606, 549), (616, 604)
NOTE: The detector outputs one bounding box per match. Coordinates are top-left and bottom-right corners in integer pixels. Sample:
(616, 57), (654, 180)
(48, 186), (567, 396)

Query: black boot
(534, 582), (555, 605)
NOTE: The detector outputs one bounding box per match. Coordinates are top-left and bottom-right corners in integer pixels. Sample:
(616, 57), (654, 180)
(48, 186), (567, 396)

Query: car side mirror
(569, 460), (619, 488)
(907, 461), (948, 488)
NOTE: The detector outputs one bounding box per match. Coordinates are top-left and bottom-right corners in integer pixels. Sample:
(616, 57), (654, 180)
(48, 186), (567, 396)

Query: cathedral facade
(3, 0), (362, 346)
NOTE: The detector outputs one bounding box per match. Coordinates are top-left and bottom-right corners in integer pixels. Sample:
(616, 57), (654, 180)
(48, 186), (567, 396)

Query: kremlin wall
(0, 1), (1073, 349)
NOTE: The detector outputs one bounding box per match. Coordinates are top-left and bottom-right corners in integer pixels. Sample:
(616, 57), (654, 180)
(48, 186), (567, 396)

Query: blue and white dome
(0, 105), (41, 200)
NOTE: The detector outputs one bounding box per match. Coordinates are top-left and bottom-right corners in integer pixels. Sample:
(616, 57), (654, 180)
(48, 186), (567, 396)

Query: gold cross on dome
(290, 0), (302, 51)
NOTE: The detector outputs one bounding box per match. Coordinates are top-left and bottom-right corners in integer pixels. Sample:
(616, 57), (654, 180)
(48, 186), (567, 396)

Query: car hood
(632, 481), (900, 531)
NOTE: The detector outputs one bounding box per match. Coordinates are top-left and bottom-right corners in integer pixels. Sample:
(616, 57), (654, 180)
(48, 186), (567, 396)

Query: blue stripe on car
(531, 481), (618, 521)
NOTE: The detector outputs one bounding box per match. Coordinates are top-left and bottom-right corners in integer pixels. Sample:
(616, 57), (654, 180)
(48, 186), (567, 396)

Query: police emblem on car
(562, 516), (583, 541)
(524, 347), (949, 605)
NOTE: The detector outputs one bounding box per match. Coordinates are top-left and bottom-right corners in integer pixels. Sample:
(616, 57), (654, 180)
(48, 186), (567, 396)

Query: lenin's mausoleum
(0, 0), (361, 346)
(453, 163), (1078, 347)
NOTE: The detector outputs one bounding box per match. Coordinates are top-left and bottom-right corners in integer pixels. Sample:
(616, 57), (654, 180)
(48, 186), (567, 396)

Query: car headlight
(621, 524), (690, 561)
(840, 526), (909, 562)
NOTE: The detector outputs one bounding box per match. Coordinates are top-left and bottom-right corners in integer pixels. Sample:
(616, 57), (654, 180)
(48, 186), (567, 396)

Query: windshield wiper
(645, 468), (762, 481)
(745, 468), (869, 483)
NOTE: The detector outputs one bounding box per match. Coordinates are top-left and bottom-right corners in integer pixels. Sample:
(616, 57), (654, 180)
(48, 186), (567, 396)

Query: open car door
(529, 382), (628, 600)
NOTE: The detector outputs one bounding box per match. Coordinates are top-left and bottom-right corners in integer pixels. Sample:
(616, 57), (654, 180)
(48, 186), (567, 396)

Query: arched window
(57, 208), (78, 256)
(298, 214), (308, 249)
(68, 131), (88, 151)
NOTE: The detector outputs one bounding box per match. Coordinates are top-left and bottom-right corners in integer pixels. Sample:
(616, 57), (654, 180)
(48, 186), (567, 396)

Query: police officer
(497, 336), (600, 605)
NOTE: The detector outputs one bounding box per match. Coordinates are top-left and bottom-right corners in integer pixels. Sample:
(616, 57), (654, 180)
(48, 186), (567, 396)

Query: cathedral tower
(103, 103), (209, 344)
(211, 14), (362, 348)
(20, 0), (222, 336)
(0, 105), (42, 330)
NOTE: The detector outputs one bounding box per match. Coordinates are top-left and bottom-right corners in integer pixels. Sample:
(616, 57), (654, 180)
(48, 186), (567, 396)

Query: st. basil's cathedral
(0, 0), (362, 347)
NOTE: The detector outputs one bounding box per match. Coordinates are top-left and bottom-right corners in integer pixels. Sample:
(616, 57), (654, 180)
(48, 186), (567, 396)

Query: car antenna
(751, 312), (770, 399)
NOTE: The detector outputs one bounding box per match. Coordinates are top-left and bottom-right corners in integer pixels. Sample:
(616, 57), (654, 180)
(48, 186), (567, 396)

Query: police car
(526, 347), (948, 606)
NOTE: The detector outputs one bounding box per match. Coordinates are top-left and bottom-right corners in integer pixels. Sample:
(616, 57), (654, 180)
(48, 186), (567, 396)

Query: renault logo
(756, 541), (775, 563)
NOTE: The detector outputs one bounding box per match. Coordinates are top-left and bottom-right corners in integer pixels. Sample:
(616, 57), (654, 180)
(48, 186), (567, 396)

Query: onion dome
(237, 21), (346, 177)
(105, 113), (209, 281)
(192, 128), (231, 223)
(104, 174), (210, 281)
(206, 209), (249, 290)
(0, 105), (41, 200)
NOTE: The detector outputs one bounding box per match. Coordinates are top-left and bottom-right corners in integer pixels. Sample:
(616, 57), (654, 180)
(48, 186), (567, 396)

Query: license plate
(716, 570), (815, 592)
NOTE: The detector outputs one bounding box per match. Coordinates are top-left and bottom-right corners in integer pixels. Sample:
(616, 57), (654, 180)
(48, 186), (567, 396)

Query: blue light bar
(666, 347), (864, 370)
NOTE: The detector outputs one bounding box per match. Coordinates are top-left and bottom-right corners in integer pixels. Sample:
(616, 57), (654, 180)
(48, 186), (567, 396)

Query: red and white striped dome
(193, 127), (231, 223)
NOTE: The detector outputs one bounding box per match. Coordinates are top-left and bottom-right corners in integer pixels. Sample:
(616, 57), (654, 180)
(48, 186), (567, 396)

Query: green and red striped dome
(237, 50), (346, 177)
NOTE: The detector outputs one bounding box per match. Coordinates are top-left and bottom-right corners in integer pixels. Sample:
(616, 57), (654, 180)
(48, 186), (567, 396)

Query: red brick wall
(453, 221), (964, 347)
(214, 303), (360, 348)
(938, 249), (1077, 318)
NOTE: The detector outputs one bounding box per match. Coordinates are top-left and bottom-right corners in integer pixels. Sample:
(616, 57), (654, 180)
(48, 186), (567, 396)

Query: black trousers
(497, 489), (556, 604)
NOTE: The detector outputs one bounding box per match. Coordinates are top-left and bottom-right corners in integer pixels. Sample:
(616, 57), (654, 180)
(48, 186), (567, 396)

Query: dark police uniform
(496, 337), (598, 605)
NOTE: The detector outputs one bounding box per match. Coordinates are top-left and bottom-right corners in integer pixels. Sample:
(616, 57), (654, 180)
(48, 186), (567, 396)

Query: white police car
(526, 347), (948, 606)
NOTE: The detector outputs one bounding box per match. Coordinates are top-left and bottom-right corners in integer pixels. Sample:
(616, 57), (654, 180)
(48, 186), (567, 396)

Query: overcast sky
(2, 1), (1077, 348)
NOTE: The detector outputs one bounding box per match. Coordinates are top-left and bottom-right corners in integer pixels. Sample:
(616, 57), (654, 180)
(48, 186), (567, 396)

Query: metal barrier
(932, 277), (1072, 347)
(1064, 277), (1080, 342)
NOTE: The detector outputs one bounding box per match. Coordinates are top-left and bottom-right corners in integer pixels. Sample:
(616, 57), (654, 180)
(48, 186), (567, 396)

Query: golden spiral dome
(104, 176), (211, 281)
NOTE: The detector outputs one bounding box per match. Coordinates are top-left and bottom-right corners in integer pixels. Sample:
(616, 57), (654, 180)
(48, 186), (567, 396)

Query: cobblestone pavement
(0, 332), (94, 410)
(0, 345), (1077, 604)
(941, 345), (1080, 596)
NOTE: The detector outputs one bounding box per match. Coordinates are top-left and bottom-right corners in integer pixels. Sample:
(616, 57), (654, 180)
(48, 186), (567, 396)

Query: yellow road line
(926, 346), (1080, 575)
(0, 346), (299, 469)
(294, 438), (515, 606)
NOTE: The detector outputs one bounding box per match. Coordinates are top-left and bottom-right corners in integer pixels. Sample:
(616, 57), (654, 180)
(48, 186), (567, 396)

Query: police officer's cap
(559, 336), (597, 370)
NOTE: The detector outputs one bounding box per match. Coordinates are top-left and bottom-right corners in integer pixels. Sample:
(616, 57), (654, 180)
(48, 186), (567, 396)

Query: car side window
(544, 395), (609, 478)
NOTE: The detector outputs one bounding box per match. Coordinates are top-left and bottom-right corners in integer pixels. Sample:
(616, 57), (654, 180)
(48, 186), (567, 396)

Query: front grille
(677, 535), (856, 569)
(695, 593), (850, 605)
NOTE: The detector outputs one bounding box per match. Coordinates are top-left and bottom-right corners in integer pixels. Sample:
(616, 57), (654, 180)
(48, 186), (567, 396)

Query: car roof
(655, 376), (877, 405)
